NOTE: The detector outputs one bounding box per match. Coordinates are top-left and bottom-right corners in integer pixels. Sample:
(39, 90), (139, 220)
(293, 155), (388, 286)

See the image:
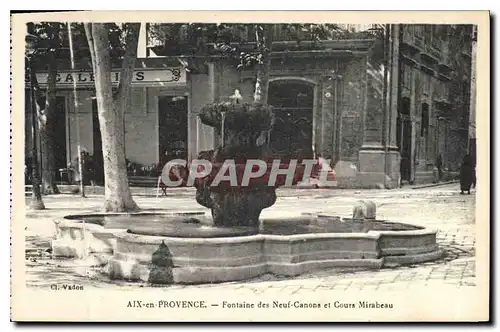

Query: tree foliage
(148, 23), (379, 71)
(27, 22), (139, 69)
(27, 22), (66, 53)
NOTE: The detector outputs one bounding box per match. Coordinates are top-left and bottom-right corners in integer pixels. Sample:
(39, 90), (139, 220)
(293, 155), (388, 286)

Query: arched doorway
(268, 80), (314, 159)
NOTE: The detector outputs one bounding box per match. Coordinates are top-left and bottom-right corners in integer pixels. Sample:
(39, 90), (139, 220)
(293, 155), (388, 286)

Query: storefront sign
(26, 68), (186, 87)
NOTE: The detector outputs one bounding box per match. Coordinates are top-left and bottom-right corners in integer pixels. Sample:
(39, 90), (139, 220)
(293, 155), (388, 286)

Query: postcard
(10, 10), (490, 322)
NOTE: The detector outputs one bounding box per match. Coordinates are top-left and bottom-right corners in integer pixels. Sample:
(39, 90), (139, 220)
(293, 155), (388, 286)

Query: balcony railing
(413, 35), (425, 49)
(433, 79), (451, 111)
(437, 48), (453, 74)
(435, 82), (450, 101)
(428, 45), (442, 61)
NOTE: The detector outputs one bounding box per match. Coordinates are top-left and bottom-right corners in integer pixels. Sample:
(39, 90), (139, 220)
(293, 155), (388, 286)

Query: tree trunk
(40, 50), (60, 194)
(27, 59), (45, 210)
(253, 24), (273, 104)
(85, 23), (139, 212)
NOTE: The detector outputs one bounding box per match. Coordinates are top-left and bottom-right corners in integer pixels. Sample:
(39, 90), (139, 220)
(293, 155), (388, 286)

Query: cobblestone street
(22, 182), (477, 295)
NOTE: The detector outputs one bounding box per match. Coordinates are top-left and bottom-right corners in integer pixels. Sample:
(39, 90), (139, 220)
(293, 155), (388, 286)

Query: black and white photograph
(10, 11), (489, 322)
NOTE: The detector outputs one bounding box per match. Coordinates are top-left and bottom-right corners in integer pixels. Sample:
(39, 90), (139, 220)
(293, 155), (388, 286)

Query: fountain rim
(55, 211), (439, 243)
(53, 211), (209, 234)
(113, 227), (439, 244)
(61, 211), (207, 221)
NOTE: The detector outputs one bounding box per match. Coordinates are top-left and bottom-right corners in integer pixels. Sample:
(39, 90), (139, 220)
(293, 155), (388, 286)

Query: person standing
(460, 154), (475, 195)
(436, 154), (443, 182)
(472, 153), (477, 189)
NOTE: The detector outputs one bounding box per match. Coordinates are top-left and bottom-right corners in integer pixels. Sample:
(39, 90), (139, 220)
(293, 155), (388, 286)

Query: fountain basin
(52, 212), (443, 283)
(51, 212), (207, 258)
(108, 231), (383, 284)
(52, 219), (116, 258)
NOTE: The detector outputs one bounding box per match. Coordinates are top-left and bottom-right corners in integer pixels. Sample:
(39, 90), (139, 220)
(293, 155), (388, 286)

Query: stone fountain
(193, 101), (308, 227)
(51, 97), (443, 285)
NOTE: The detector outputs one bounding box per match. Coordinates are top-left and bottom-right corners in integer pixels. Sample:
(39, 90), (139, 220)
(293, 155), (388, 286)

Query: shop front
(24, 65), (192, 184)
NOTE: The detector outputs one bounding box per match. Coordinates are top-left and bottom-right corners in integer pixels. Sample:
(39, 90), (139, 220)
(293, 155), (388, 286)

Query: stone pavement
(22, 183), (476, 293)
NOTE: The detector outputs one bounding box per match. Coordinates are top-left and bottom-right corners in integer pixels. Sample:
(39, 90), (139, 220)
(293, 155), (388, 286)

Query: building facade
(397, 24), (475, 184)
(468, 25), (477, 165)
(25, 23), (475, 187)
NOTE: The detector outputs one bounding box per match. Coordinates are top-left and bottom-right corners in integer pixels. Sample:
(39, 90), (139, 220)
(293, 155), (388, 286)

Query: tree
(25, 53), (45, 210)
(84, 23), (140, 212)
(27, 22), (68, 194)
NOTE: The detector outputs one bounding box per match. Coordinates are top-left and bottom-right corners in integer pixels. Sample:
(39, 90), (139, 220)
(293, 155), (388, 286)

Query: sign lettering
(25, 68), (186, 87)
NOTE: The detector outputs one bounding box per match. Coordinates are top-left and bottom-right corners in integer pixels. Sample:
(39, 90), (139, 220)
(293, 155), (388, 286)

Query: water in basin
(65, 213), (423, 238)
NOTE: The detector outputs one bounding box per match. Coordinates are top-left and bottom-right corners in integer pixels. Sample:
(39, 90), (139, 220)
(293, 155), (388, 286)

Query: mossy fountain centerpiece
(194, 99), (306, 228)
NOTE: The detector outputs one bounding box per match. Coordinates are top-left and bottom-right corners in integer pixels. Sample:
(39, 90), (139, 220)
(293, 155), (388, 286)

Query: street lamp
(26, 33), (45, 210)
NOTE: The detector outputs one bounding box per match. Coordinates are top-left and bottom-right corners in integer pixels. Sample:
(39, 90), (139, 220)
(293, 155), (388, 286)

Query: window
(423, 25), (432, 43)
(414, 25), (424, 37)
(443, 83), (450, 100)
(435, 80), (449, 101)
(406, 25), (415, 36)
(400, 97), (411, 116)
(434, 79), (441, 100)
(403, 65), (412, 88)
(421, 103), (429, 137)
(431, 26), (442, 50)
(422, 73), (431, 94)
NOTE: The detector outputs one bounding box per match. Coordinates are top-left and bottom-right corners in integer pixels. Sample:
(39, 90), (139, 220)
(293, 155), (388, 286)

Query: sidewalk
(22, 183), (476, 292)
